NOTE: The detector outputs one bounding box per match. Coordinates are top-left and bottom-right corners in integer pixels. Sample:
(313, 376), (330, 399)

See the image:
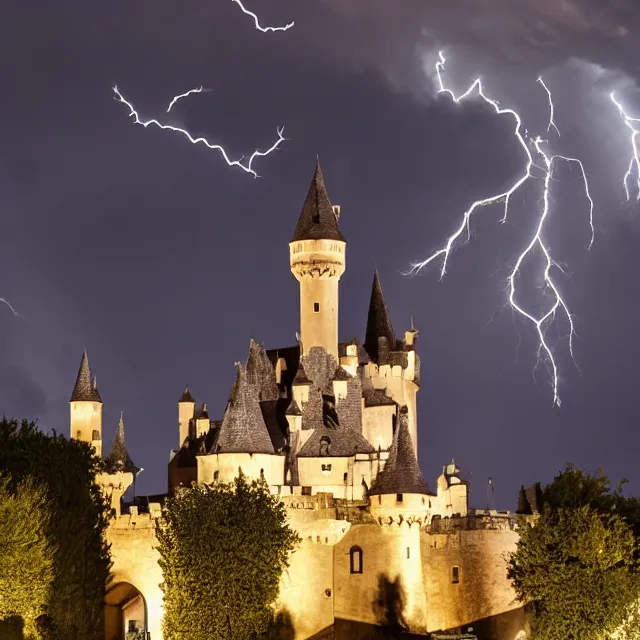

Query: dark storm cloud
(315, 0), (640, 95)
(0, 366), (47, 419)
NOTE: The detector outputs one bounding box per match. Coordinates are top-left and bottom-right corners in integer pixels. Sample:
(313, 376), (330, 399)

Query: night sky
(2, 0), (640, 508)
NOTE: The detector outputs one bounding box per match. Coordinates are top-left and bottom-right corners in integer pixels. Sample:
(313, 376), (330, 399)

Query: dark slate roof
(517, 483), (542, 515)
(334, 367), (351, 381)
(285, 398), (302, 416)
(291, 161), (345, 243)
(292, 361), (311, 385)
(178, 385), (195, 404)
(369, 409), (429, 495)
(266, 345), (300, 390)
(199, 402), (209, 420)
(298, 393), (374, 457)
(364, 271), (396, 364)
(298, 423), (375, 457)
(214, 364), (275, 455)
(246, 339), (280, 401)
(260, 400), (287, 452)
(104, 413), (140, 474)
(363, 388), (397, 407)
(70, 348), (102, 402)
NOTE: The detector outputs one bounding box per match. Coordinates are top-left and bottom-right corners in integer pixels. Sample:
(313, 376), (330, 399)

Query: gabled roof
(364, 271), (396, 363)
(215, 364), (275, 455)
(246, 339), (280, 402)
(178, 385), (195, 404)
(104, 413), (140, 474)
(298, 394), (375, 457)
(70, 348), (102, 403)
(369, 409), (429, 496)
(291, 161), (345, 243)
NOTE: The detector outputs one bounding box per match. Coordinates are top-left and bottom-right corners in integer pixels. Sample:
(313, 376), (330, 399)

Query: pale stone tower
(69, 348), (103, 456)
(177, 385), (195, 447)
(290, 162), (346, 361)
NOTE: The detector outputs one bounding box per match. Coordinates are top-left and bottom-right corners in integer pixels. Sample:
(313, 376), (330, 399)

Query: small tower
(364, 270), (396, 364)
(69, 348), (103, 456)
(290, 161), (346, 361)
(177, 385), (196, 447)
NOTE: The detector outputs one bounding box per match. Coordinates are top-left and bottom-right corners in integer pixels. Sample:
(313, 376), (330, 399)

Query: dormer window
(319, 436), (331, 457)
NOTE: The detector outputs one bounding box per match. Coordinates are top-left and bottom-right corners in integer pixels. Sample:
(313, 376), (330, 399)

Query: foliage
(0, 475), (55, 636)
(509, 464), (640, 639)
(0, 417), (111, 640)
(158, 474), (300, 640)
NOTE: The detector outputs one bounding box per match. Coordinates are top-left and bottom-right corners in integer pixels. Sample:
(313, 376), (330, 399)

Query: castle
(69, 163), (528, 640)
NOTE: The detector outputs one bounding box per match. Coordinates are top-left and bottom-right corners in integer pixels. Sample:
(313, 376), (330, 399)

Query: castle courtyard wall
(423, 524), (526, 638)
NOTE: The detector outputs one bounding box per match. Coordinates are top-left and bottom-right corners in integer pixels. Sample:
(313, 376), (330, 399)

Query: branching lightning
(231, 0), (294, 33)
(538, 77), (560, 137)
(610, 93), (640, 202)
(113, 86), (285, 178)
(166, 87), (208, 113)
(409, 51), (595, 407)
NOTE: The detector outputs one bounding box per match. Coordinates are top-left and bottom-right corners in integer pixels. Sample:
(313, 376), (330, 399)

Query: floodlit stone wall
(423, 521), (525, 636)
(106, 512), (163, 640)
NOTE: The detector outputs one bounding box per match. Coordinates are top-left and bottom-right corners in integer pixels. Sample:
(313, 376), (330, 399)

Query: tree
(509, 464), (640, 639)
(157, 475), (300, 640)
(0, 417), (111, 640)
(0, 475), (55, 636)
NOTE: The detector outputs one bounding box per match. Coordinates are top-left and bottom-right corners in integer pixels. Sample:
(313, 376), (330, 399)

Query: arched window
(350, 546), (363, 574)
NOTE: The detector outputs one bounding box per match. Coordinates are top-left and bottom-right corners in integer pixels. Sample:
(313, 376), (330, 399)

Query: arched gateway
(105, 582), (147, 640)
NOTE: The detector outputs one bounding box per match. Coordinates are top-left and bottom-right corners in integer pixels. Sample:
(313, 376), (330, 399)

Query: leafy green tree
(0, 475), (55, 636)
(0, 417), (111, 640)
(158, 475), (300, 640)
(509, 464), (640, 639)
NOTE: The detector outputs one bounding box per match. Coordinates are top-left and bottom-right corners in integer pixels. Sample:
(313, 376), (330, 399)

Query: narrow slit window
(452, 566), (460, 584)
(350, 546), (363, 574)
(406, 547), (410, 559)
(313, 302), (320, 312)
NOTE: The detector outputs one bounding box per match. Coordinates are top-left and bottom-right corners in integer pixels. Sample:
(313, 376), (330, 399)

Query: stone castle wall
(105, 499), (525, 640)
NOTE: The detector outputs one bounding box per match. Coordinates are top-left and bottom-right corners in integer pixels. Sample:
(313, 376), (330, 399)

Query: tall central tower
(290, 162), (346, 361)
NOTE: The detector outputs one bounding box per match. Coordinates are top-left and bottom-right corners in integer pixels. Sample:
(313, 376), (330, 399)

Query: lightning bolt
(0, 298), (21, 319)
(113, 86), (285, 178)
(409, 51), (594, 407)
(231, 0), (294, 33)
(610, 92), (640, 202)
(166, 86), (208, 113)
(538, 77), (560, 137)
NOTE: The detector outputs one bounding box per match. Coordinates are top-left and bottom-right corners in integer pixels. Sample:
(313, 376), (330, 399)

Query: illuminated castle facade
(70, 163), (528, 640)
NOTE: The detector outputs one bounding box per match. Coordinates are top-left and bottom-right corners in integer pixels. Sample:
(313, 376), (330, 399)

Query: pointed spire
(246, 338), (279, 402)
(364, 271), (396, 363)
(199, 402), (209, 420)
(178, 385), (195, 404)
(291, 160), (345, 243)
(70, 348), (102, 402)
(216, 363), (274, 455)
(104, 412), (140, 474)
(369, 408), (429, 496)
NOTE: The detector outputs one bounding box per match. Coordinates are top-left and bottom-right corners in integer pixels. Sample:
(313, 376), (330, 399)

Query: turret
(69, 348), (103, 456)
(177, 385), (196, 447)
(290, 161), (346, 361)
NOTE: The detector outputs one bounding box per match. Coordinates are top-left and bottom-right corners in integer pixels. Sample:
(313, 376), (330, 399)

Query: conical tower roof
(104, 412), (140, 474)
(178, 385), (195, 404)
(364, 271), (396, 363)
(70, 348), (102, 402)
(246, 338), (279, 402)
(215, 364), (275, 454)
(369, 408), (429, 496)
(291, 161), (345, 243)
